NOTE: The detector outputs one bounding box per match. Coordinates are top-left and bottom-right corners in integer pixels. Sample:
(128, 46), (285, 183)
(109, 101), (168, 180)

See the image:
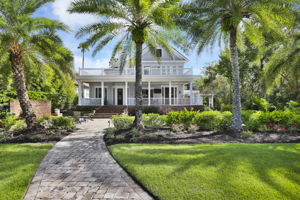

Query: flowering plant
(171, 123), (185, 132)
(265, 123), (288, 131)
(188, 124), (201, 133)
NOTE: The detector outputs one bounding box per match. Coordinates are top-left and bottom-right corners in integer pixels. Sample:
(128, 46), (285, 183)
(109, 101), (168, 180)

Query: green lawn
(109, 143), (300, 200)
(0, 143), (52, 200)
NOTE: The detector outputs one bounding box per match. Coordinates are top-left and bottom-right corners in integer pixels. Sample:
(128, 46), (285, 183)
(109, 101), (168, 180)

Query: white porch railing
(127, 98), (198, 106)
(81, 98), (102, 106)
(79, 66), (193, 76)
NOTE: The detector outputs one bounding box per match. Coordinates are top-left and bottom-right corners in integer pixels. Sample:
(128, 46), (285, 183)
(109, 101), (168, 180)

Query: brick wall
(10, 100), (52, 117)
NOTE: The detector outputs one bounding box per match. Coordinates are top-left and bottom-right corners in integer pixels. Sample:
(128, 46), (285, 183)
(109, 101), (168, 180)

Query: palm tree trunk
(134, 41), (144, 129)
(9, 44), (38, 129)
(229, 27), (242, 133)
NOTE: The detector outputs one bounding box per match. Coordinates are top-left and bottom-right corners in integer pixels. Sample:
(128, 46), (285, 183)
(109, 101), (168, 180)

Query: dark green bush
(244, 97), (272, 111)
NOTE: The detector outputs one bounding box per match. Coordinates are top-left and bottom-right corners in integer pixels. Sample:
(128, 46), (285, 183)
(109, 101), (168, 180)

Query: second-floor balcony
(79, 66), (193, 77)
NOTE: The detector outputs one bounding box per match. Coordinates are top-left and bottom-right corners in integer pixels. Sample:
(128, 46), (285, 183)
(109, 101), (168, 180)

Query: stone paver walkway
(24, 119), (153, 200)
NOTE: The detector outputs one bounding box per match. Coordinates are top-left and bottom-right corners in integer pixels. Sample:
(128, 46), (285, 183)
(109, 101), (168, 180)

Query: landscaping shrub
(244, 97), (271, 111)
(51, 116), (75, 129)
(111, 115), (134, 130)
(285, 101), (300, 114)
(219, 111), (233, 131)
(38, 116), (75, 130)
(142, 114), (166, 129)
(9, 120), (26, 132)
(0, 114), (19, 131)
(245, 111), (300, 131)
(193, 111), (224, 131)
(221, 104), (232, 112)
(166, 109), (199, 129)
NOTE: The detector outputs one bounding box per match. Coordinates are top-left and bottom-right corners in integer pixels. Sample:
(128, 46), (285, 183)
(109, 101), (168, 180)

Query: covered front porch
(78, 81), (208, 106)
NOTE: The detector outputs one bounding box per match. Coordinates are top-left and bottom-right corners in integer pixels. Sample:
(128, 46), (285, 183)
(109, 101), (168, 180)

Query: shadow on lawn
(116, 144), (300, 199)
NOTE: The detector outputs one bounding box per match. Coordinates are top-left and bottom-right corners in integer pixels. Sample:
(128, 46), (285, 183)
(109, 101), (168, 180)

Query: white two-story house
(76, 47), (214, 108)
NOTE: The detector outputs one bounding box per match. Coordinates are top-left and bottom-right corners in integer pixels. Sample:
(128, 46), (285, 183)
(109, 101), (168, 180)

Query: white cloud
(74, 55), (110, 71)
(52, 0), (98, 28)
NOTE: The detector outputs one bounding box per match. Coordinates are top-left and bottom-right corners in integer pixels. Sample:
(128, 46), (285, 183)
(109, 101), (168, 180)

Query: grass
(0, 143), (52, 200)
(109, 143), (300, 200)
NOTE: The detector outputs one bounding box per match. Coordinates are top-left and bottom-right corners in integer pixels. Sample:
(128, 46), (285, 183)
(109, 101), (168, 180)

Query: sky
(34, 0), (223, 75)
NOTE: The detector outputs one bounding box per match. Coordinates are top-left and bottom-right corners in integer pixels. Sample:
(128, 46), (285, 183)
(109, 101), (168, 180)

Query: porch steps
(93, 113), (119, 118)
(92, 106), (127, 118)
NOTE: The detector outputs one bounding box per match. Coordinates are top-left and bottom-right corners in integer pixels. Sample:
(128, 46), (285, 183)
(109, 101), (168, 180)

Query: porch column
(148, 81), (151, 106)
(101, 81), (104, 106)
(78, 81), (82, 106)
(169, 81), (172, 105)
(209, 95), (214, 108)
(125, 81), (128, 105)
(190, 81), (193, 105)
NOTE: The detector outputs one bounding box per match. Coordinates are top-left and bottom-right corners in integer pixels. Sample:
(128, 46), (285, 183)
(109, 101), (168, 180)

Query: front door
(162, 86), (178, 105)
(117, 88), (123, 105)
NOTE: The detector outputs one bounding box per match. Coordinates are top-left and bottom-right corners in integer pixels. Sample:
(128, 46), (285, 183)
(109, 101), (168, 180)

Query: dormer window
(156, 49), (162, 57)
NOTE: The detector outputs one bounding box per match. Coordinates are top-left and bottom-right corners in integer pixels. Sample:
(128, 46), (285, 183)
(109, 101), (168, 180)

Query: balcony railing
(79, 66), (193, 76)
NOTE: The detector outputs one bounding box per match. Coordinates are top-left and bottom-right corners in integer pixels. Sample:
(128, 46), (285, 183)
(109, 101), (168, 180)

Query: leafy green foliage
(166, 109), (199, 129)
(0, 114), (20, 131)
(286, 101), (300, 114)
(0, 0), (75, 125)
(244, 97), (271, 112)
(142, 114), (166, 129)
(38, 116), (75, 130)
(69, 0), (181, 70)
(244, 111), (300, 131)
(111, 115), (135, 130)
(193, 111), (232, 131)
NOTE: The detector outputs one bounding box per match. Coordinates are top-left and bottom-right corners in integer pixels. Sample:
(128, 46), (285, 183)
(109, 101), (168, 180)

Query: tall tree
(264, 13), (300, 100)
(0, 0), (73, 129)
(69, 0), (179, 129)
(177, 0), (294, 133)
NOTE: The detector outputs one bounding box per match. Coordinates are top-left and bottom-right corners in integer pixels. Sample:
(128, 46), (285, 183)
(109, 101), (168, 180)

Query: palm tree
(69, 0), (179, 129)
(264, 13), (300, 99)
(178, 0), (294, 133)
(78, 42), (89, 69)
(0, 0), (73, 129)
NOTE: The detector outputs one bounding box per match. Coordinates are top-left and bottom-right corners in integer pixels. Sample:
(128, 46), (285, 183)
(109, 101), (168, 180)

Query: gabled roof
(142, 46), (189, 62)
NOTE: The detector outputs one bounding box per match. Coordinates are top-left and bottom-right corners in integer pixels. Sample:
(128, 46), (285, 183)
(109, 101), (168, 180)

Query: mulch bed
(105, 128), (300, 145)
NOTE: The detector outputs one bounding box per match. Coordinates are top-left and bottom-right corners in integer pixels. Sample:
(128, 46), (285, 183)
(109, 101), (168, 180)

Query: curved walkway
(24, 119), (153, 200)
